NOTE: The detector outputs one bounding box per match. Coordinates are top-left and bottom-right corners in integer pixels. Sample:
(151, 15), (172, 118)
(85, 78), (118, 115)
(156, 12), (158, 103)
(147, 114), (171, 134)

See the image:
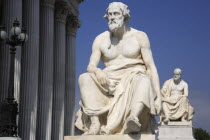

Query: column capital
(66, 15), (80, 36)
(55, 1), (69, 23)
(41, 0), (56, 8)
(77, 0), (84, 3)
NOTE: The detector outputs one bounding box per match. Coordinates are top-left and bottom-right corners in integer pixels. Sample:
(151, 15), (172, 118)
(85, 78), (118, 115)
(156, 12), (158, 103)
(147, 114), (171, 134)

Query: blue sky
(76, 0), (210, 132)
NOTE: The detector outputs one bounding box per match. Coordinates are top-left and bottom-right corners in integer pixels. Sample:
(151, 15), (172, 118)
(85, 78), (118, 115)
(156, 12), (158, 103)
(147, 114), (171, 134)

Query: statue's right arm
(161, 80), (170, 97)
(87, 35), (109, 86)
(87, 36), (102, 74)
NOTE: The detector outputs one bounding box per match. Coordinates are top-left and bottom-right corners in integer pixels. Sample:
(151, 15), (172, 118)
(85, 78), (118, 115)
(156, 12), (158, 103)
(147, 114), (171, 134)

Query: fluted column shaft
(64, 15), (79, 136)
(0, 0), (22, 103)
(36, 1), (55, 140)
(51, 2), (68, 140)
(18, 0), (40, 139)
(0, 1), (2, 19)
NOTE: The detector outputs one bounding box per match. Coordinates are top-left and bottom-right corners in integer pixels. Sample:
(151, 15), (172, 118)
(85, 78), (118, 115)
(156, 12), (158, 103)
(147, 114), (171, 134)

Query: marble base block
(0, 137), (21, 140)
(158, 125), (195, 140)
(65, 134), (156, 140)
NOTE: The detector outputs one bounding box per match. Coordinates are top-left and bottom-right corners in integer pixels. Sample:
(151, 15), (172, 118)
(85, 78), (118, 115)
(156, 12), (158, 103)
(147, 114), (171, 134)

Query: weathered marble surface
(65, 134), (156, 140)
(161, 68), (194, 124)
(75, 2), (161, 135)
(158, 125), (195, 140)
(160, 121), (192, 126)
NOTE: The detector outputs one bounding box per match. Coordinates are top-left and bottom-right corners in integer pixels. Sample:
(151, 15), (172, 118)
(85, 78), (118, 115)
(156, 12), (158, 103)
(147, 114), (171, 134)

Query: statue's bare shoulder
(92, 31), (110, 50)
(163, 79), (172, 87)
(181, 80), (188, 87)
(95, 31), (110, 40)
(130, 28), (150, 49)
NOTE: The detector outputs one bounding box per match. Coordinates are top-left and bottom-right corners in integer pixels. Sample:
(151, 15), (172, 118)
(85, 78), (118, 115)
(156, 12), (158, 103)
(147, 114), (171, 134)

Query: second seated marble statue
(161, 68), (194, 124)
(75, 2), (162, 135)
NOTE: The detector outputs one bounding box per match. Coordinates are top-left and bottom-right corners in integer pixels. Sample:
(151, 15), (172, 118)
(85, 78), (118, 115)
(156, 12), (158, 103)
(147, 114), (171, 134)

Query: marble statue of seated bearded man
(161, 68), (194, 124)
(75, 2), (162, 135)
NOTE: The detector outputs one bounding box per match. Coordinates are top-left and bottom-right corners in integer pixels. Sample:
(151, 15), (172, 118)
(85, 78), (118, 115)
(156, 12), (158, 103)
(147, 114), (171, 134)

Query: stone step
(65, 134), (156, 140)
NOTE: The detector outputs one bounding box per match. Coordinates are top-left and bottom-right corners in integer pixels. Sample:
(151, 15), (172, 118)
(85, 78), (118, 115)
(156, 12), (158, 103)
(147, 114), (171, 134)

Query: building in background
(0, 0), (83, 140)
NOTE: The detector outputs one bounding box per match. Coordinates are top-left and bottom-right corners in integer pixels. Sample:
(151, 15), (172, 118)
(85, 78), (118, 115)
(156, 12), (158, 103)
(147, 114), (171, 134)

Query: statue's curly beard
(108, 18), (124, 32)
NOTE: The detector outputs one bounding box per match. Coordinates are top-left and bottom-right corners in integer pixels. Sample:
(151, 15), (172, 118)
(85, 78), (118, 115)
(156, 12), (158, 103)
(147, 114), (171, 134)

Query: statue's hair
(174, 68), (182, 75)
(104, 2), (130, 24)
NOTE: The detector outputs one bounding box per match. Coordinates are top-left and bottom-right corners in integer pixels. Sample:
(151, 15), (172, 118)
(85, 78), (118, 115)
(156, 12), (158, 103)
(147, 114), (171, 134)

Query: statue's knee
(135, 75), (151, 92)
(139, 75), (151, 85)
(78, 73), (91, 86)
(182, 96), (188, 102)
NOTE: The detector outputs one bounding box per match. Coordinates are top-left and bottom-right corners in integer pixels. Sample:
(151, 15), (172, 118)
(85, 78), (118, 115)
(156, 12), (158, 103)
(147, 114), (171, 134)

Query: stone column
(36, 0), (55, 140)
(0, 0), (22, 103)
(18, 0), (40, 139)
(64, 15), (80, 136)
(0, 1), (2, 19)
(51, 2), (68, 140)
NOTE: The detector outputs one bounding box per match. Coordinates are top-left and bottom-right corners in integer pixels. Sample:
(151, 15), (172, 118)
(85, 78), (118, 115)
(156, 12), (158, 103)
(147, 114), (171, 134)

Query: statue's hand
(95, 69), (109, 87)
(155, 97), (162, 115)
(181, 95), (188, 97)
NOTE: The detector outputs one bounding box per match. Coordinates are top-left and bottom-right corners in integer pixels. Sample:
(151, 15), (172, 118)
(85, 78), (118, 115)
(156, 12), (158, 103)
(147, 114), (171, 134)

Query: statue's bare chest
(171, 81), (185, 92)
(101, 37), (140, 61)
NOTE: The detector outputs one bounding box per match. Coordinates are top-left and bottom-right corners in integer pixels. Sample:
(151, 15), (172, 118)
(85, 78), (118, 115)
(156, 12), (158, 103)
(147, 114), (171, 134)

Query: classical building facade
(0, 0), (82, 140)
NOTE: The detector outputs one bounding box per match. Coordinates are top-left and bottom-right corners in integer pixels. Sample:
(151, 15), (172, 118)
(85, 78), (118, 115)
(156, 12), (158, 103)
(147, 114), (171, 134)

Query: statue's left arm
(183, 82), (189, 97)
(137, 32), (162, 115)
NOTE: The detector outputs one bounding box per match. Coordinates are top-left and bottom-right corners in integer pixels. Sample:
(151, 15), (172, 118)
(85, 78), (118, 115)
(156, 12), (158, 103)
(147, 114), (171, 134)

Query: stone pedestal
(0, 137), (21, 140)
(158, 125), (195, 140)
(64, 134), (156, 140)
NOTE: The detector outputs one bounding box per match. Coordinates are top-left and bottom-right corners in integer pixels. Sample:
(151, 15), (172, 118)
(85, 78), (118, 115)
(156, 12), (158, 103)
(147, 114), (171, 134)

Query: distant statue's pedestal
(158, 122), (195, 140)
(65, 134), (156, 140)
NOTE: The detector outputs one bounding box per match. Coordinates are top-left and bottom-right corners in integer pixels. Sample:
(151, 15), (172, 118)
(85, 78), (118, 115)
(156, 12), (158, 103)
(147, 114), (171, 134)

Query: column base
(158, 125), (195, 140)
(65, 134), (156, 140)
(0, 137), (21, 140)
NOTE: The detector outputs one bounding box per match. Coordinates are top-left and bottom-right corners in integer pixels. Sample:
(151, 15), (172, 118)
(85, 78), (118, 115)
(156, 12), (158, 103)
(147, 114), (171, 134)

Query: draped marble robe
(75, 58), (157, 134)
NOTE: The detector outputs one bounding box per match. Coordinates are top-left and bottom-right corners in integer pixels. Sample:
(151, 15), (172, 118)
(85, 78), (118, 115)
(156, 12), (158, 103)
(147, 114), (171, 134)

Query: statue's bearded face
(173, 69), (182, 81)
(173, 73), (181, 81)
(107, 7), (125, 31)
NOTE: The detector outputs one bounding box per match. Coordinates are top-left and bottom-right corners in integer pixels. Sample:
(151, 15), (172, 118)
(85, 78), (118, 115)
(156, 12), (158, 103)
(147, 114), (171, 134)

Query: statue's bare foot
(100, 126), (110, 135)
(83, 122), (100, 135)
(123, 115), (141, 134)
(181, 117), (188, 122)
(181, 113), (188, 122)
(163, 118), (170, 124)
